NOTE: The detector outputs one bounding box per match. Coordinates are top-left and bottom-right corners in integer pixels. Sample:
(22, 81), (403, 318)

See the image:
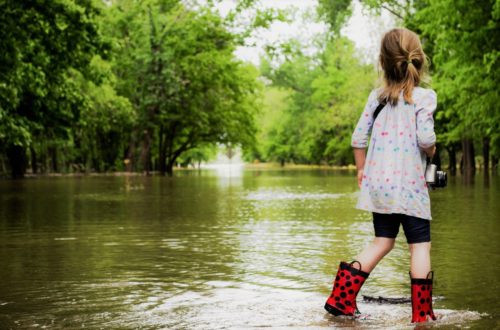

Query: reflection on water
(0, 170), (498, 329)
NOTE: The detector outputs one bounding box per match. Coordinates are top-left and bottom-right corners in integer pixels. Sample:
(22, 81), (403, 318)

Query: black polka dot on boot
(336, 302), (345, 310)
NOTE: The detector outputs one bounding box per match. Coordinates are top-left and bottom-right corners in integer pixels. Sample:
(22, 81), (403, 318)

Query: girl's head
(378, 28), (428, 105)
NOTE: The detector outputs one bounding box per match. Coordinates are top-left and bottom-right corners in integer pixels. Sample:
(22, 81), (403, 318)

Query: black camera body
(431, 170), (447, 188)
(425, 163), (447, 188)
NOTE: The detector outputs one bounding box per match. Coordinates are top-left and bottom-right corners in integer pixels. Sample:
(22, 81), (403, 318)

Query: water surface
(0, 168), (498, 329)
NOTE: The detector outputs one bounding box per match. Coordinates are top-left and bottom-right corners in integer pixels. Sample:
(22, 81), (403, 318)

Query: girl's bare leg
(409, 242), (431, 278)
(353, 237), (395, 273)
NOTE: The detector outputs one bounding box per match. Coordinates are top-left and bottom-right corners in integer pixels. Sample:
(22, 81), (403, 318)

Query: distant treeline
(0, 0), (271, 177)
(0, 0), (498, 178)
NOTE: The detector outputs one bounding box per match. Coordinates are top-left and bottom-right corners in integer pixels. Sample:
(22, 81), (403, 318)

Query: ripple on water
(244, 188), (347, 201)
(101, 284), (485, 329)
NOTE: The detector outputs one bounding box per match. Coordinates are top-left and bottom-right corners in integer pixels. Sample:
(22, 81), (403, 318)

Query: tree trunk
(166, 160), (174, 177)
(482, 136), (490, 172)
(492, 155), (498, 175)
(460, 138), (475, 175)
(0, 155), (6, 175)
(30, 146), (38, 174)
(140, 8), (163, 176)
(158, 125), (167, 176)
(39, 142), (47, 174)
(48, 146), (58, 173)
(0, 155), (5, 174)
(433, 145), (442, 171)
(447, 145), (457, 176)
(139, 127), (153, 175)
(7, 145), (27, 178)
(73, 132), (84, 172)
(125, 135), (136, 172)
(164, 136), (194, 177)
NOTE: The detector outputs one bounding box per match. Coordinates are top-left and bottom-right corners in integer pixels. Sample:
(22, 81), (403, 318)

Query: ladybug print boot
(324, 261), (370, 316)
(410, 271), (437, 323)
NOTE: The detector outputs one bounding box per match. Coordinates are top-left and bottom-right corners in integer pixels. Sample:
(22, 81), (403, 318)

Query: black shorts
(373, 212), (431, 244)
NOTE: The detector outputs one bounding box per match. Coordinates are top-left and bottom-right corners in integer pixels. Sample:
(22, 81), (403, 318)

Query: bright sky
(213, 0), (396, 65)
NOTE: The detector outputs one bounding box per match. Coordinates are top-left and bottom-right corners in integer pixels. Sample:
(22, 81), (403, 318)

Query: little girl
(324, 28), (437, 323)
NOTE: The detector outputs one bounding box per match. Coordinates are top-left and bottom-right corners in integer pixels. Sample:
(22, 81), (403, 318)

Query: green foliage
(415, 0), (500, 144)
(0, 0), (269, 177)
(74, 57), (136, 171)
(0, 0), (106, 176)
(3, 0), (496, 177)
(259, 38), (376, 165)
(103, 0), (262, 174)
(0, 0), (104, 143)
(358, 0), (500, 170)
(177, 144), (218, 167)
(317, 0), (353, 34)
(251, 87), (291, 163)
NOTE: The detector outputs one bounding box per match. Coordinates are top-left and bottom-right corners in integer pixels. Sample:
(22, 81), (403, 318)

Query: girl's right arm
(353, 148), (366, 188)
(416, 89), (437, 156)
(351, 89), (378, 149)
(422, 145), (436, 158)
(351, 89), (378, 187)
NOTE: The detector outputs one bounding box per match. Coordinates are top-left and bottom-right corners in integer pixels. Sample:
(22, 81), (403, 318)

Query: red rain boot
(324, 261), (370, 316)
(410, 271), (437, 323)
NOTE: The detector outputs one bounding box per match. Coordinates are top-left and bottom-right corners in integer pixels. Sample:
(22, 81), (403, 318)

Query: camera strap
(373, 101), (387, 121)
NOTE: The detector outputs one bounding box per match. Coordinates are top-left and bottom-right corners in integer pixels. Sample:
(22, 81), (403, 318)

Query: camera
(425, 164), (447, 188)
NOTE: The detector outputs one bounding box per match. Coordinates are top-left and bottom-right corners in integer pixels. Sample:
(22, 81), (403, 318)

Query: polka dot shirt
(351, 87), (437, 220)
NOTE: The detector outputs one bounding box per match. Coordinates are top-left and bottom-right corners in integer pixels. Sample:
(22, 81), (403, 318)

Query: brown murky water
(0, 167), (498, 329)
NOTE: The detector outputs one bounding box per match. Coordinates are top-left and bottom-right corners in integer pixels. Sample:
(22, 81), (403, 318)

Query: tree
(259, 37), (375, 165)
(72, 55), (136, 172)
(103, 1), (262, 176)
(317, 0), (354, 34)
(0, 0), (106, 178)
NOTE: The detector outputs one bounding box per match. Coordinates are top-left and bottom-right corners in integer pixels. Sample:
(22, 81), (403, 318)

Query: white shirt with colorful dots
(351, 87), (437, 220)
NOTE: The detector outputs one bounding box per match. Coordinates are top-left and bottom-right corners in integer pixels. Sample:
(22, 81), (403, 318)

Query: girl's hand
(357, 169), (364, 188)
(423, 145), (436, 158)
(353, 148), (366, 189)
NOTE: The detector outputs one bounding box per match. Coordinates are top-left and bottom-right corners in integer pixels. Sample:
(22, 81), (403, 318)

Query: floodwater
(0, 166), (498, 329)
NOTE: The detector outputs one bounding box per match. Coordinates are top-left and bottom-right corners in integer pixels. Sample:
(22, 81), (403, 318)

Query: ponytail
(378, 28), (428, 105)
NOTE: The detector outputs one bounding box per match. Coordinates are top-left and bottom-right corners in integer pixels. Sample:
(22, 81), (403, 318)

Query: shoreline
(1, 163), (356, 178)
(0, 162), (492, 179)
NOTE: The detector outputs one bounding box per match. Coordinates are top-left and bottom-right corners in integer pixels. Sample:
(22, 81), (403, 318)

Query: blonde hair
(378, 28), (428, 105)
